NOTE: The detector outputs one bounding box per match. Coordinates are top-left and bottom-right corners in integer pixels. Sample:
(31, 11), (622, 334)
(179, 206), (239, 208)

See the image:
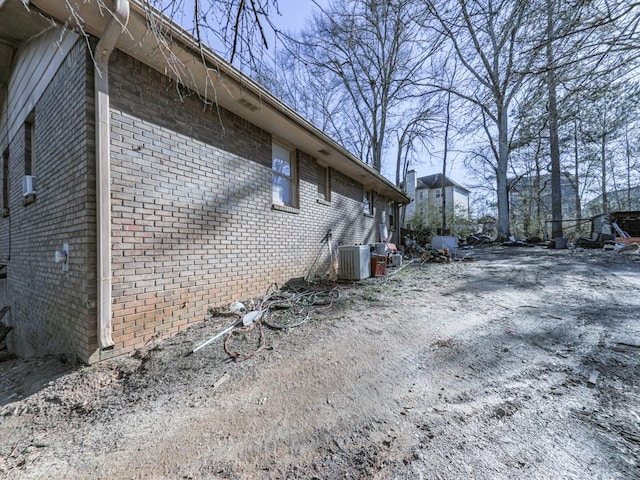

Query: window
(388, 202), (395, 229)
(23, 113), (36, 205)
(317, 163), (331, 202)
(25, 119), (34, 177)
(435, 189), (442, 199)
(272, 142), (297, 207)
(363, 190), (373, 215)
(2, 149), (8, 217)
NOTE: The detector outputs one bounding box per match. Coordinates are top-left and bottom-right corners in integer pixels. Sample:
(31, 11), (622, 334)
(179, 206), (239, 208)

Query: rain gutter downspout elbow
(95, 0), (129, 350)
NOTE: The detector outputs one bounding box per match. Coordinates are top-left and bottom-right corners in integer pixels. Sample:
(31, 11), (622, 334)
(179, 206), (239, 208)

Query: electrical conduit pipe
(95, 0), (130, 350)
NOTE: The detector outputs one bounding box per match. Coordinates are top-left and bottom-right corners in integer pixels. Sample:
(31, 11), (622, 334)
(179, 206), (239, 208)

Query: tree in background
(425, 0), (537, 242)
(502, 0), (640, 238)
(580, 77), (639, 214)
(294, 0), (435, 173)
(409, 198), (473, 238)
(148, 0), (281, 67)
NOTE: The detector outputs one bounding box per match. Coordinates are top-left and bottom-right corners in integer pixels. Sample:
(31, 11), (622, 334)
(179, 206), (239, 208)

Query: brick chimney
(403, 170), (418, 227)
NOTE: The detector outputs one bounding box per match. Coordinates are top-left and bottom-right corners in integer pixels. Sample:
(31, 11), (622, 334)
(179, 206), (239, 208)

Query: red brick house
(0, 0), (409, 363)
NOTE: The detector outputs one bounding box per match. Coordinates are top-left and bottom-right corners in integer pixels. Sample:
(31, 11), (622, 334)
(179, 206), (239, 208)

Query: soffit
(0, 0), (52, 113)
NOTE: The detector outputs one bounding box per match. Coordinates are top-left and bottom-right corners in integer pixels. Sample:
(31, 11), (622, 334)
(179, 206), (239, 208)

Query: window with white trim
(272, 142), (297, 207)
(23, 113), (36, 204)
(25, 120), (34, 177)
(388, 201), (396, 229)
(363, 189), (373, 215)
(317, 163), (331, 202)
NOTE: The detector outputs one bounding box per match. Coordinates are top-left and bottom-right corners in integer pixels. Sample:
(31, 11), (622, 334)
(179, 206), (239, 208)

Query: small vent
(22, 175), (36, 196)
(318, 149), (330, 156)
(237, 98), (259, 112)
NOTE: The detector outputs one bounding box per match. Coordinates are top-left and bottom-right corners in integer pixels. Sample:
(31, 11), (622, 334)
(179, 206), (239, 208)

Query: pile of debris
(419, 248), (452, 263)
(577, 211), (640, 254)
(464, 233), (493, 247)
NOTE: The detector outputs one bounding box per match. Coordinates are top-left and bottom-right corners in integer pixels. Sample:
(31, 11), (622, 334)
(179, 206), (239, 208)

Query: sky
(270, 0), (324, 31)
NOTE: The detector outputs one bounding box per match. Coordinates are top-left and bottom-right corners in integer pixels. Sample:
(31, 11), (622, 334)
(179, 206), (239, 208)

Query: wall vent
(237, 98), (259, 112)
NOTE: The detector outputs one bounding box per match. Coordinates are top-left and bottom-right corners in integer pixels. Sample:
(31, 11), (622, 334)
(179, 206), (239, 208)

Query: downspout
(95, 0), (129, 350)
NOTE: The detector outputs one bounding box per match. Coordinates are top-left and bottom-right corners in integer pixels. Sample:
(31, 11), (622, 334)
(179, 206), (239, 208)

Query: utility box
(338, 245), (370, 280)
(432, 235), (458, 253)
(370, 255), (386, 277)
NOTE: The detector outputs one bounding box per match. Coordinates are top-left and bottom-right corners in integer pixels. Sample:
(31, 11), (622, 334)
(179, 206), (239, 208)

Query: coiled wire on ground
(222, 282), (340, 360)
(223, 320), (265, 361)
(259, 282), (340, 330)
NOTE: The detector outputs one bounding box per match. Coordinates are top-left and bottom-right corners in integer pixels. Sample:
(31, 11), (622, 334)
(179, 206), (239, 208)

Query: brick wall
(105, 50), (388, 358)
(2, 39), (96, 361)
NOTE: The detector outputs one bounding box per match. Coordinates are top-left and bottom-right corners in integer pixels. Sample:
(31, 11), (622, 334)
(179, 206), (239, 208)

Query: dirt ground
(1, 246), (639, 479)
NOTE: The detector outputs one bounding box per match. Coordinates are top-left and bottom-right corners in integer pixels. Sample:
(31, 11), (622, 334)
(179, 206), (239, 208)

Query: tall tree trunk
(625, 124), (632, 209)
(601, 132), (609, 213)
(395, 130), (407, 186)
(547, 0), (563, 238)
(442, 90), (451, 233)
(573, 119), (582, 235)
(497, 108), (510, 241)
(535, 161), (544, 237)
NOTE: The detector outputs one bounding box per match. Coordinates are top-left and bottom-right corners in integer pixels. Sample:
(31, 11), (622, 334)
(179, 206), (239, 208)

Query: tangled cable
(221, 282), (341, 360)
(259, 282), (340, 330)
(223, 319), (265, 361)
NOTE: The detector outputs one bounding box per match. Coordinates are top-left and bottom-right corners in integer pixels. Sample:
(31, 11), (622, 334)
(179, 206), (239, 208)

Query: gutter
(94, 0), (130, 350)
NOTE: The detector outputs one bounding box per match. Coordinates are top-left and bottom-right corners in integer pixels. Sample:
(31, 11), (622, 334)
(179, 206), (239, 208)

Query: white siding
(453, 188), (469, 218)
(0, 27), (79, 150)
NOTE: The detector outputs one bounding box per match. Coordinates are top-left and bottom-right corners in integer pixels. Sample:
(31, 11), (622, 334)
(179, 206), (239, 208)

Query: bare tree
(578, 78), (634, 214)
(148, 0), (281, 65)
(293, 0), (433, 173)
(394, 103), (439, 186)
(425, 0), (537, 241)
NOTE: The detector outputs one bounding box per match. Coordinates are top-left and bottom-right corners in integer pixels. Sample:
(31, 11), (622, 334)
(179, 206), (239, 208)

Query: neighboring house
(509, 171), (577, 223)
(402, 170), (470, 230)
(584, 185), (640, 217)
(0, 0), (409, 363)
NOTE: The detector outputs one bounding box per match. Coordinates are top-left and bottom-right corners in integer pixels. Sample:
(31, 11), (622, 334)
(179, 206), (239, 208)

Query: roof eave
(29, 0), (409, 204)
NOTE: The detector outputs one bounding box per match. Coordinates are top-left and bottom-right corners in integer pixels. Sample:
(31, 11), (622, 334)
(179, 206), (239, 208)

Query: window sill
(316, 198), (331, 206)
(272, 203), (300, 214)
(364, 212), (374, 218)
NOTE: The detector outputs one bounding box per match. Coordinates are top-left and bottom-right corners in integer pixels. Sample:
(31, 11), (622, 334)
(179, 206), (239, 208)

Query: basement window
(388, 202), (396, 230)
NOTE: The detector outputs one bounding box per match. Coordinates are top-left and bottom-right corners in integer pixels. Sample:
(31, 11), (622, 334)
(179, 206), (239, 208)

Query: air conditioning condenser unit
(338, 245), (370, 280)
